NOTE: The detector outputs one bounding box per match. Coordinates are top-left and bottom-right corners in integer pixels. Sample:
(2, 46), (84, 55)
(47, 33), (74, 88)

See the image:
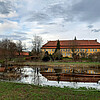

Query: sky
(0, 0), (100, 50)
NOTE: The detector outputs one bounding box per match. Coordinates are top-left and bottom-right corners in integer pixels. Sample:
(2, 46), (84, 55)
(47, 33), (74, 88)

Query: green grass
(0, 81), (100, 100)
(16, 61), (100, 66)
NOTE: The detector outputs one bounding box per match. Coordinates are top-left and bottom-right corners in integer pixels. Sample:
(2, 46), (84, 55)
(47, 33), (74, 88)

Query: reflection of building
(46, 68), (55, 72)
(40, 67), (100, 74)
(40, 67), (100, 83)
(41, 39), (100, 57)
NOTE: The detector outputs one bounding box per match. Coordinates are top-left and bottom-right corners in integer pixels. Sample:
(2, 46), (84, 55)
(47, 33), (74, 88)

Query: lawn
(10, 61), (100, 67)
(0, 81), (100, 100)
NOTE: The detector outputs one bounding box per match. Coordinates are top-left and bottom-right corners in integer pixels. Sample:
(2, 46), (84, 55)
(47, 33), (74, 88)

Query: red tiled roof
(41, 40), (100, 49)
(16, 52), (29, 56)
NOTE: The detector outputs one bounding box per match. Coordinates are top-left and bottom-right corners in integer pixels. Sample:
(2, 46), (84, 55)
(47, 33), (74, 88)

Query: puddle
(0, 66), (100, 90)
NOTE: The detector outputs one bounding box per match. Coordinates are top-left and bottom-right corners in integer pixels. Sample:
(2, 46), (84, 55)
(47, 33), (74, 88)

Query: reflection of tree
(56, 73), (60, 84)
(32, 68), (41, 85)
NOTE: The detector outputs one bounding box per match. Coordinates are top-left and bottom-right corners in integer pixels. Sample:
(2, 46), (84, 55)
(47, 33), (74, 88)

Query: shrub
(53, 50), (62, 60)
(42, 51), (50, 62)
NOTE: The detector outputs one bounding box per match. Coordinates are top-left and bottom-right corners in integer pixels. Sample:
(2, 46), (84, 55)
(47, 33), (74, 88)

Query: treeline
(0, 35), (43, 63)
(0, 39), (24, 63)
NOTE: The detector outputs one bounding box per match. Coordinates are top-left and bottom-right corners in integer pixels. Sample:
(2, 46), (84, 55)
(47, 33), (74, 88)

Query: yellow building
(41, 39), (100, 57)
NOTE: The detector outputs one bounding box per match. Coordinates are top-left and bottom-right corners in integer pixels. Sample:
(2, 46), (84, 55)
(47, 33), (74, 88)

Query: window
(49, 49), (51, 51)
(93, 49), (94, 52)
(63, 53), (65, 56)
(90, 49), (92, 52)
(80, 49), (82, 51)
(66, 49), (67, 51)
(45, 49), (46, 52)
(68, 49), (70, 51)
(86, 49), (88, 52)
(77, 49), (79, 52)
(63, 49), (65, 51)
(66, 53), (67, 56)
(95, 49), (97, 52)
(52, 49), (54, 51)
(68, 53), (70, 56)
(83, 49), (84, 52)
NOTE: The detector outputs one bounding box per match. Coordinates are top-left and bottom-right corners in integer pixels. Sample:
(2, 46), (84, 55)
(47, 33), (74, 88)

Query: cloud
(46, 3), (67, 17)
(0, 34), (30, 41)
(0, 1), (12, 14)
(0, 20), (19, 33)
(69, 0), (100, 23)
(14, 31), (27, 35)
(44, 0), (100, 23)
(26, 11), (51, 24)
(0, 11), (18, 18)
(40, 32), (49, 34)
(0, 34), (20, 38)
(0, 0), (17, 18)
(88, 25), (94, 28)
(91, 29), (100, 32)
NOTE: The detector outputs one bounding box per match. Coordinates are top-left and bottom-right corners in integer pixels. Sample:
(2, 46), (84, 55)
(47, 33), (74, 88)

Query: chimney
(95, 39), (97, 42)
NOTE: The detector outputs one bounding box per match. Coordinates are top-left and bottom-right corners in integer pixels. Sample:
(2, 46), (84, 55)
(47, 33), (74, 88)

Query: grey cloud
(0, 35), (20, 38)
(46, 3), (67, 17)
(40, 32), (49, 34)
(70, 0), (100, 23)
(16, 37), (31, 41)
(25, 1), (73, 24)
(44, 2), (75, 22)
(91, 29), (100, 32)
(14, 31), (27, 35)
(0, 20), (3, 23)
(26, 12), (51, 23)
(47, 22), (57, 25)
(88, 25), (94, 28)
(26, 2), (70, 24)
(45, 0), (100, 23)
(0, 34), (30, 41)
(0, 1), (13, 14)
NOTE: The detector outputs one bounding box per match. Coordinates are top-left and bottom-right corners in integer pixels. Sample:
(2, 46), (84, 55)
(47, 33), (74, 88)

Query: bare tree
(70, 37), (78, 60)
(0, 39), (17, 67)
(8, 41), (17, 60)
(32, 35), (42, 55)
(79, 51), (87, 58)
(0, 39), (9, 66)
(16, 40), (23, 56)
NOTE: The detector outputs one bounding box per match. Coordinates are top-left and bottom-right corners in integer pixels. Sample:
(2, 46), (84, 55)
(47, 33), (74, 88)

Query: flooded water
(0, 65), (100, 90)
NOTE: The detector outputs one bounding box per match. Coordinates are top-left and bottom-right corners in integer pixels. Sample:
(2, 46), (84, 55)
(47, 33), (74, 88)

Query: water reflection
(0, 65), (100, 90)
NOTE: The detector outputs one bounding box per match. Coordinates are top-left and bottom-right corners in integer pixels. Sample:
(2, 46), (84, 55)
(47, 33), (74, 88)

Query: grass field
(0, 81), (100, 100)
(10, 61), (100, 67)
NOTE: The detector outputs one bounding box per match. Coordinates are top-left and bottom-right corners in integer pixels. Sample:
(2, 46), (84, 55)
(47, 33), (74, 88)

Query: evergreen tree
(53, 40), (62, 60)
(42, 51), (50, 62)
(55, 40), (60, 53)
(74, 36), (77, 40)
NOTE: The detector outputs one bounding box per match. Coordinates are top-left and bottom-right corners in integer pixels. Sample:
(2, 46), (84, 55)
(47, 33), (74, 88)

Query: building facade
(41, 39), (100, 57)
